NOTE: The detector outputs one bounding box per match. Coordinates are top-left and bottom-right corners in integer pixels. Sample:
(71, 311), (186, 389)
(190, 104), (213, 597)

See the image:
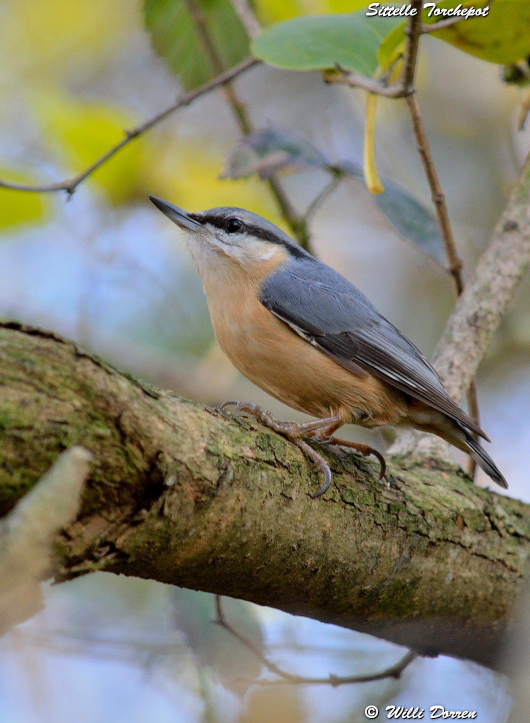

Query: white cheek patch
(257, 246), (278, 262)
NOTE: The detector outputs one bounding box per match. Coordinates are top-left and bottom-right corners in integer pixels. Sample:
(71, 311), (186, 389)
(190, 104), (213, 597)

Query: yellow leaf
(0, 169), (48, 233)
(1, 0), (135, 81)
(36, 94), (145, 205)
(254, 0), (371, 25)
(143, 140), (284, 227)
(430, 0), (530, 65)
(364, 93), (384, 195)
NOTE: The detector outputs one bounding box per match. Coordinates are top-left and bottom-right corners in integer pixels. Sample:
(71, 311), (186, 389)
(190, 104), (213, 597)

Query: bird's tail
(463, 432), (508, 489)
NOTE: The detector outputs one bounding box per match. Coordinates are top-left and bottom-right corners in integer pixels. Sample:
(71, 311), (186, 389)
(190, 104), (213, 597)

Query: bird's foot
(216, 401), (334, 497)
(325, 436), (387, 481)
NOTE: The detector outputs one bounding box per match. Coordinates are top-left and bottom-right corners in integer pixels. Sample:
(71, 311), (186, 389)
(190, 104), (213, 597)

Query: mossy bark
(1, 321), (530, 669)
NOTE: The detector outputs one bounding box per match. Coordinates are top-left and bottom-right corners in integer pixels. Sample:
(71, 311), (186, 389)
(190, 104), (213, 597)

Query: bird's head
(149, 196), (307, 280)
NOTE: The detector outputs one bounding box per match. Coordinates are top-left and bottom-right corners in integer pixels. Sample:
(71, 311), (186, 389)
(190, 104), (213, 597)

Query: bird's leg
(327, 438), (387, 481)
(216, 402), (340, 497)
(311, 422), (387, 481)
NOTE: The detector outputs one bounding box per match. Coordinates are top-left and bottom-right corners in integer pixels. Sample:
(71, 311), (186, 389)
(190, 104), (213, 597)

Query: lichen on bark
(1, 320), (530, 670)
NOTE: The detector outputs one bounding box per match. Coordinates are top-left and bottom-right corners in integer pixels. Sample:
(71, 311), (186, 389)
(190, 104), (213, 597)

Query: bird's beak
(149, 195), (202, 231)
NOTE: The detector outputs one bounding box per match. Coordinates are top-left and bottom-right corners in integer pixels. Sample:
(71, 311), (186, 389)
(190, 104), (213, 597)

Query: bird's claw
(327, 437), (387, 482)
(215, 401), (334, 497)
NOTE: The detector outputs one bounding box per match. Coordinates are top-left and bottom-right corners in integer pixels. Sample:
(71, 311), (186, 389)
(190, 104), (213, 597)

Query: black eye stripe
(195, 214), (224, 229)
(193, 214), (308, 258)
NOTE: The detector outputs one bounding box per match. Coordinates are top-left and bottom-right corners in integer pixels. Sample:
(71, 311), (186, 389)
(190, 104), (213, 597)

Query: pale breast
(207, 283), (407, 425)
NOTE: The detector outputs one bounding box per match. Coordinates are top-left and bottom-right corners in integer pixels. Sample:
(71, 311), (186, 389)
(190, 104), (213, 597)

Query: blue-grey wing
(260, 257), (486, 439)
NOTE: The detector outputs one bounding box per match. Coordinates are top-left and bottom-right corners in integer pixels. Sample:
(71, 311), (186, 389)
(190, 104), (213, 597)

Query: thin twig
(326, 0), (423, 99)
(421, 15), (468, 33)
(214, 595), (418, 687)
(404, 95), (464, 292)
(230, 0), (261, 40)
(421, 0), (497, 34)
(186, 0), (307, 249)
(328, 0), (481, 472)
(400, 1), (424, 91)
(304, 175), (341, 225)
(384, 2), (479, 472)
(0, 58), (259, 196)
(390, 152), (530, 461)
(404, 93), (479, 475)
(325, 70), (411, 98)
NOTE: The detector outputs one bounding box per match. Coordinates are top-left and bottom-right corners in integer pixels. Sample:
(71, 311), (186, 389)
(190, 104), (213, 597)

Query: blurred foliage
(250, 1), (530, 212)
(37, 95), (148, 204)
(144, 142), (278, 222)
(374, 180), (447, 266)
(252, 11), (402, 75)
(173, 589), (264, 695)
(377, 1), (530, 76)
(223, 128), (446, 265)
(431, 0), (530, 65)
(255, 0), (375, 26)
(240, 685), (306, 722)
(143, 0), (249, 90)
(0, 0), (135, 82)
(0, 169), (48, 231)
(223, 128), (329, 179)
(142, 0), (378, 92)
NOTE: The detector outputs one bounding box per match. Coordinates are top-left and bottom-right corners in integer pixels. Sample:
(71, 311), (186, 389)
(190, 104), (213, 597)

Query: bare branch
(403, 94), (480, 471)
(326, 0), (423, 99)
(215, 595), (418, 687)
(184, 0), (308, 250)
(304, 176), (341, 225)
(404, 96), (463, 291)
(2, 321), (530, 668)
(230, 0), (262, 40)
(0, 58), (259, 196)
(325, 1), (481, 463)
(433, 154), (530, 399)
(420, 15), (468, 33)
(324, 70), (410, 98)
(391, 153), (530, 459)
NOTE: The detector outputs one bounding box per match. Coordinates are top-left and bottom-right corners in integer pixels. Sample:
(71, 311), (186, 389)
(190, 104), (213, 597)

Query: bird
(149, 195), (507, 495)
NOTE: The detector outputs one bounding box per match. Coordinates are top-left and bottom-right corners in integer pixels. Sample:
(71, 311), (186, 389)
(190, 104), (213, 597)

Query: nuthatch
(150, 196), (508, 494)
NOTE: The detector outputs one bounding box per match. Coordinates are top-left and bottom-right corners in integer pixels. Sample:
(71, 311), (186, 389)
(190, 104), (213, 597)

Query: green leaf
(143, 0), (250, 90)
(430, 0), (530, 65)
(251, 11), (403, 76)
(378, 20), (406, 70)
(0, 170), (49, 233)
(378, 1), (530, 71)
(222, 128), (329, 179)
(339, 163), (446, 265)
(222, 129), (446, 265)
(374, 180), (446, 266)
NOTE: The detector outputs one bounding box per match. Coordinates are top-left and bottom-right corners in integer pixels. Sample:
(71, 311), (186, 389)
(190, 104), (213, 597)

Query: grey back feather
(260, 256), (486, 439)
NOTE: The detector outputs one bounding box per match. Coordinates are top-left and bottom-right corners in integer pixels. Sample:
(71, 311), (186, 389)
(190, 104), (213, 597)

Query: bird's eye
(226, 218), (243, 234)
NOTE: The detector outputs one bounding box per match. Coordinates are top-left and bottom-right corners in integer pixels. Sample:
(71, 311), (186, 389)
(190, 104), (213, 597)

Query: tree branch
(327, 0), (482, 468)
(1, 321), (529, 670)
(390, 153), (530, 458)
(0, 58), (259, 196)
(186, 0), (309, 250)
(421, 15), (469, 33)
(215, 595), (418, 686)
(229, 0), (261, 40)
(404, 91), (479, 476)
